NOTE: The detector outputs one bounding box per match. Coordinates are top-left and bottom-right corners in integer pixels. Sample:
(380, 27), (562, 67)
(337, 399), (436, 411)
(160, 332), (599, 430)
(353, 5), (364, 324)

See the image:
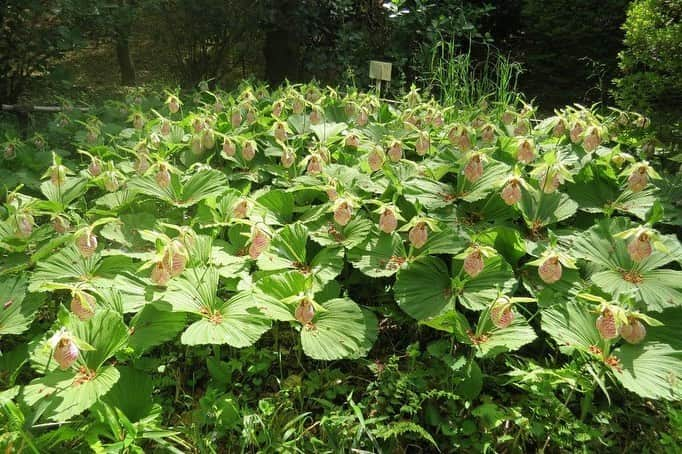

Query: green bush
(613, 0), (682, 141)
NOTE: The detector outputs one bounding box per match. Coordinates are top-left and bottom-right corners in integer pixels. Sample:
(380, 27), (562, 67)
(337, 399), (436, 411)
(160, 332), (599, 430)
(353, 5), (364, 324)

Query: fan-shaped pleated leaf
(348, 232), (407, 277)
(180, 292), (271, 347)
(22, 365), (120, 421)
(394, 256), (453, 320)
(300, 297), (374, 360)
(0, 276), (43, 336)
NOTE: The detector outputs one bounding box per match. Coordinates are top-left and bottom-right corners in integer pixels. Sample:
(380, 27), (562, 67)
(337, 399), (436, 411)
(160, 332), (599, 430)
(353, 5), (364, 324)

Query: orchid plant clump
(1, 81), (681, 430)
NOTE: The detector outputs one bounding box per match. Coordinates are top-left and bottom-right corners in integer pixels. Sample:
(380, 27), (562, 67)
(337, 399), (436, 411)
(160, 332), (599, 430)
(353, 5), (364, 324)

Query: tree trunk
(116, 36), (136, 86)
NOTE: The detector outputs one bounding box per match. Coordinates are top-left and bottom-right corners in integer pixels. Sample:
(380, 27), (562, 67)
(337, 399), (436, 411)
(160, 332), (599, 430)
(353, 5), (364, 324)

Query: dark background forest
(2, 0), (680, 143)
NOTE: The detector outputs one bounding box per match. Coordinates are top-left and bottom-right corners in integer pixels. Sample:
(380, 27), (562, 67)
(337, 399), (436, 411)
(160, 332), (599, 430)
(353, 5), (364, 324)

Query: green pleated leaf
(300, 297), (374, 360)
(67, 310), (129, 371)
(257, 223), (308, 271)
(180, 292), (271, 347)
(310, 217), (373, 249)
(29, 246), (100, 292)
(161, 267), (220, 313)
(255, 270), (308, 301)
(309, 247), (344, 287)
(573, 218), (682, 310)
(420, 227), (467, 256)
(23, 365), (120, 421)
(0, 276), (43, 336)
(458, 159), (510, 203)
(541, 301), (604, 354)
(39, 177), (88, 208)
(128, 169), (228, 207)
(310, 122), (348, 142)
(100, 213), (157, 249)
(519, 188), (578, 228)
(613, 342), (682, 400)
(573, 217), (682, 270)
(473, 311), (537, 358)
(453, 255), (517, 311)
(94, 189), (139, 210)
(403, 177), (455, 210)
(252, 189), (295, 225)
(420, 309), (471, 338)
(611, 307), (682, 400)
(477, 226), (527, 266)
(612, 188), (658, 220)
(101, 366), (154, 423)
(394, 256), (453, 320)
(592, 269), (682, 312)
(176, 169), (229, 206)
(128, 304), (187, 353)
(347, 232), (407, 277)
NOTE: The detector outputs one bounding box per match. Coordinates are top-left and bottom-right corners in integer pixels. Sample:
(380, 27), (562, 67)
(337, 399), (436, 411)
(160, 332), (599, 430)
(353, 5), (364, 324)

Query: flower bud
(233, 199), (249, 218)
(88, 159), (102, 177)
(163, 241), (187, 277)
(388, 141), (403, 162)
(620, 318), (646, 344)
(231, 110), (242, 128)
(274, 122), (287, 141)
(583, 127), (601, 152)
(133, 114), (145, 130)
(151, 262), (171, 286)
(295, 298), (315, 325)
(409, 222), (429, 249)
(53, 335), (79, 370)
(539, 171), (562, 194)
(242, 140), (257, 161)
(463, 155), (484, 183)
(368, 147), (385, 172)
(53, 216), (70, 234)
(415, 131), (430, 155)
(334, 201), (352, 226)
(481, 125), (495, 144)
(272, 101), (284, 118)
(190, 136), (203, 155)
(222, 138), (236, 158)
(596, 309), (618, 340)
(76, 231), (98, 258)
(538, 256), (562, 283)
(248, 229), (269, 259)
(570, 122), (584, 143)
(307, 155), (323, 175)
(517, 139), (535, 163)
(293, 99), (305, 115)
(357, 108), (369, 127)
(71, 291), (96, 321)
(281, 148), (295, 168)
(201, 130), (215, 149)
(16, 214), (34, 238)
(627, 232), (652, 262)
(501, 179), (522, 205)
(155, 166), (171, 189)
(627, 166), (648, 192)
(379, 208), (398, 233)
(310, 108), (322, 125)
(168, 97), (180, 114)
(345, 133), (360, 148)
(491, 303), (514, 329)
(552, 119), (566, 137)
(135, 153), (150, 175)
(463, 250), (484, 277)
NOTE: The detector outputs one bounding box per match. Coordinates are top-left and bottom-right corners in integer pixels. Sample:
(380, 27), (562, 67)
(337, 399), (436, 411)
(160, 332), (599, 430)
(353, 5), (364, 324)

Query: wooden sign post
(369, 60), (392, 96)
